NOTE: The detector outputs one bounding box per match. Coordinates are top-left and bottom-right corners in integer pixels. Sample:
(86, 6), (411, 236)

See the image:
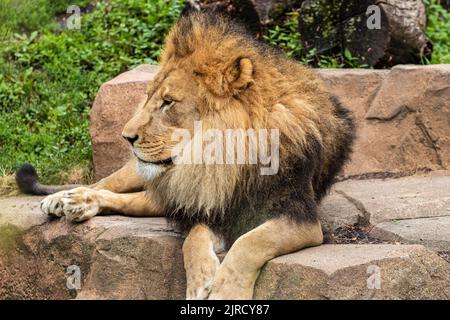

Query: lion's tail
(15, 164), (81, 195)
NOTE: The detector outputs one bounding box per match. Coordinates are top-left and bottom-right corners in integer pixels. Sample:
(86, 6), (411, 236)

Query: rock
(90, 65), (159, 181)
(370, 216), (450, 252)
(90, 65), (450, 180)
(318, 173), (450, 240)
(1, 195), (449, 299)
(75, 216), (186, 300)
(0, 195), (46, 231)
(317, 191), (365, 235)
(255, 244), (450, 299)
(319, 64), (450, 178)
(364, 65), (450, 172)
(0, 196), (186, 299)
(333, 174), (450, 224)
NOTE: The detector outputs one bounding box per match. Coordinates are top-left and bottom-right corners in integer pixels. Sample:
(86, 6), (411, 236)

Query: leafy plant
(263, 11), (368, 68)
(0, 0), (185, 184)
(264, 12), (303, 59)
(423, 0), (450, 64)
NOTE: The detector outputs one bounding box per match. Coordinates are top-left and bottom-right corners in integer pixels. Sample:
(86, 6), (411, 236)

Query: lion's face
(122, 67), (201, 175)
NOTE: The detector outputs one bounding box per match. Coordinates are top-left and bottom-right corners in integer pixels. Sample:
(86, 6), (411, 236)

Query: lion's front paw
(208, 263), (258, 300)
(185, 252), (220, 300)
(61, 187), (101, 222)
(40, 187), (100, 222)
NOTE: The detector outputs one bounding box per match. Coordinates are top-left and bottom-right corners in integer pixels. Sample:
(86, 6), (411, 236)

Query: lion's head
(122, 13), (260, 167)
(120, 12), (353, 236)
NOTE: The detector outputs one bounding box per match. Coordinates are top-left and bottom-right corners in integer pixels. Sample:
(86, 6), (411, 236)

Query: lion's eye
(160, 96), (174, 109)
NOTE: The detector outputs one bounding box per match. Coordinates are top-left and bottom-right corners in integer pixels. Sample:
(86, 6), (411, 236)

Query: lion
(16, 11), (354, 299)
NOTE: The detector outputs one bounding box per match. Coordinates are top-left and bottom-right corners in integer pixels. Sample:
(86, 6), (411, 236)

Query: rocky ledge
(1, 173), (449, 300)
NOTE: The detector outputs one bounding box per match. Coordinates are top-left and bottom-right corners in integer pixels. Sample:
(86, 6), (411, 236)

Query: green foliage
(263, 11), (368, 68)
(0, 0), (185, 183)
(424, 0), (450, 64)
(264, 12), (303, 59)
(0, 0), (91, 34)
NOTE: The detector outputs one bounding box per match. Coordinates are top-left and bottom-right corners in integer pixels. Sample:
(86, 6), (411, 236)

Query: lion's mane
(146, 11), (355, 244)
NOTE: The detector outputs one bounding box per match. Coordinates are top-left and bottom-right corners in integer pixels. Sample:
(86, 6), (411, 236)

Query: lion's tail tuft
(16, 164), (80, 195)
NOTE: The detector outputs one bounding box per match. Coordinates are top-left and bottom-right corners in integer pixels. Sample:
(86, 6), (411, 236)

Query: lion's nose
(123, 134), (139, 146)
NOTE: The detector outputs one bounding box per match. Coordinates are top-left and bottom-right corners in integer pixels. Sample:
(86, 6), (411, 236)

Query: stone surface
(0, 197), (186, 299)
(255, 244), (450, 300)
(1, 195), (449, 300)
(319, 171), (450, 234)
(89, 64), (450, 181)
(317, 191), (364, 234)
(371, 216), (450, 252)
(0, 196), (45, 230)
(332, 174), (450, 225)
(90, 65), (159, 181)
(320, 64), (450, 178)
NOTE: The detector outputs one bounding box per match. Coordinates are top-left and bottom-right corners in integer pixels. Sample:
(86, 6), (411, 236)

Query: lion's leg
(90, 158), (144, 193)
(40, 158), (156, 220)
(183, 224), (225, 300)
(208, 217), (323, 300)
(41, 189), (164, 222)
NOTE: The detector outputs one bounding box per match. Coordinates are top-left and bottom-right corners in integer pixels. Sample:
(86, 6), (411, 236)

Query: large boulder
(370, 216), (450, 252)
(1, 196), (449, 300)
(319, 172), (450, 244)
(328, 172), (450, 225)
(255, 244), (450, 300)
(319, 64), (450, 178)
(90, 64), (450, 181)
(0, 196), (185, 299)
(90, 65), (159, 180)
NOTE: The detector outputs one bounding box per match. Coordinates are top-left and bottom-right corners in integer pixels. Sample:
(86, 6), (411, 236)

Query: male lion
(16, 11), (354, 299)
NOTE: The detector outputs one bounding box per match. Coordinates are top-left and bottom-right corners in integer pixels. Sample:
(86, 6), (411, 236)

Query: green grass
(0, 0), (91, 34)
(0, 0), (185, 185)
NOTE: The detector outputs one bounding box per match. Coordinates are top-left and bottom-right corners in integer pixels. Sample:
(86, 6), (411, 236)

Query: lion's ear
(224, 57), (254, 94)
